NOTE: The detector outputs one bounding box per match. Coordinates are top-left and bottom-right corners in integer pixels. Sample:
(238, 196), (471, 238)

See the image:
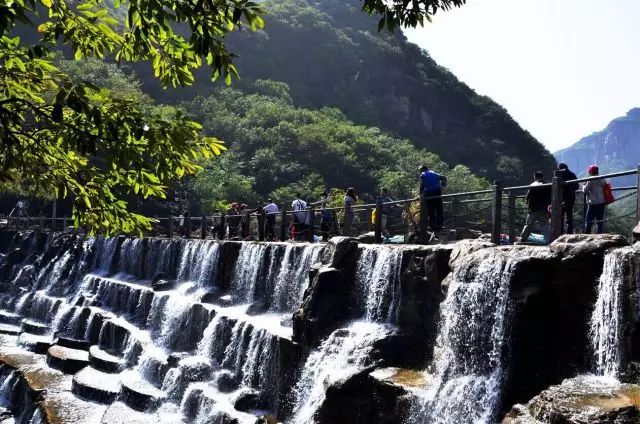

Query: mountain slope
(139, 0), (555, 185)
(555, 108), (640, 176)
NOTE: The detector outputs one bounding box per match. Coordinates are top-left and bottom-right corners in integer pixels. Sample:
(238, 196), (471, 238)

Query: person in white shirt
(263, 199), (279, 241)
(291, 194), (308, 240)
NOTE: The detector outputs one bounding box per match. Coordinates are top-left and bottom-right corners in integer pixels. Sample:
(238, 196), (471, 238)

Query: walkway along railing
(3, 166), (639, 245)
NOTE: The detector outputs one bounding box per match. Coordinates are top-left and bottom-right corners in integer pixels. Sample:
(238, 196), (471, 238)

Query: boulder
(357, 232), (376, 244)
(293, 237), (359, 347)
(503, 376), (640, 424)
(152, 279), (176, 292)
(255, 416), (278, 424)
(246, 300), (269, 316)
(633, 222), (640, 243)
(292, 268), (349, 346)
(395, 245), (452, 364)
(151, 272), (168, 286)
(314, 367), (414, 424)
(234, 388), (268, 412)
(448, 239), (494, 269)
(327, 237), (358, 269)
(550, 233), (628, 257)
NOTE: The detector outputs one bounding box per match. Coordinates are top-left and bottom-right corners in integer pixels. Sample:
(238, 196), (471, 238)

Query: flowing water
(355, 246), (403, 322)
(410, 250), (515, 424)
(290, 322), (393, 424)
(589, 248), (632, 378)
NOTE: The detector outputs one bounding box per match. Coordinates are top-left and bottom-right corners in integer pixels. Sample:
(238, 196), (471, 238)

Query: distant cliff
(555, 108), (640, 176)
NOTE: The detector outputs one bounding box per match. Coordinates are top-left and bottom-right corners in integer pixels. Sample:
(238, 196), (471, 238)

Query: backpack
(603, 182), (615, 205)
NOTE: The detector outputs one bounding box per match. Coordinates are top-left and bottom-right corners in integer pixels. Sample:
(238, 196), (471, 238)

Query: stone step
(46, 345), (89, 374)
(89, 346), (123, 374)
(56, 336), (92, 351)
(20, 319), (49, 336)
(17, 333), (54, 354)
(0, 324), (20, 336)
(0, 311), (22, 326)
(72, 367), (121, 404)
(100, 402), (169, 424)
(120, 376), (166, 412)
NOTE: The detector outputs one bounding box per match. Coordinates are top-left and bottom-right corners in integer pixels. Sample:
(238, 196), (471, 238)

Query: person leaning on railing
(263, 199), (279, 241)
(342, 188), (357, 236)
(583, 165), (606, 234)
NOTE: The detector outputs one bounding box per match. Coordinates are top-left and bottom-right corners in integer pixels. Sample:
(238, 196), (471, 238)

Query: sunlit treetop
(361, 0), (466, 30)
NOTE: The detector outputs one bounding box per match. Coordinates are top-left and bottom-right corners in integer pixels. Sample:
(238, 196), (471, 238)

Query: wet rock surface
(504, 377), (640, 423)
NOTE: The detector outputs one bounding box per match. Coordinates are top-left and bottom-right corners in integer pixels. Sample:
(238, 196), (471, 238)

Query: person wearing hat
(557, 163), (579, 234)
(583, 165), (606, 234)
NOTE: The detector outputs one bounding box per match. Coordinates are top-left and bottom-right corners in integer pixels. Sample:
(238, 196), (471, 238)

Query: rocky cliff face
(555, 108), (640, 177)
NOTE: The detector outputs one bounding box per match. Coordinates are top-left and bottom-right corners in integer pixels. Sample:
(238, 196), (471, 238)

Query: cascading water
(176, 240), (220, 288)
(410, 251), (515, 424)
(589, 248), (631, 378)
(290, 322), (393, 424)
(271, 244), (324, 312)
(355, 246), (403, 322)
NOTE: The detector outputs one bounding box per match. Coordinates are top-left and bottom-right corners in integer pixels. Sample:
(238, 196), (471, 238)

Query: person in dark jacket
(419, 165), (447, 231)
(520, 172), (552, 243)
(557, 163), (579, 234)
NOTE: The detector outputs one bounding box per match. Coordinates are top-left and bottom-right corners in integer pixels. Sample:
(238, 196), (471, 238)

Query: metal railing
(3, 166), (639, 245)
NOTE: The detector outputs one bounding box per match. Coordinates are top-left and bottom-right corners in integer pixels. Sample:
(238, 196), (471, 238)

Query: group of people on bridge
(174, 162), (613, 244)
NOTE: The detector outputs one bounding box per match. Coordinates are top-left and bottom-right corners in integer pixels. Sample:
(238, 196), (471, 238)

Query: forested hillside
(140, 0), (556, 185)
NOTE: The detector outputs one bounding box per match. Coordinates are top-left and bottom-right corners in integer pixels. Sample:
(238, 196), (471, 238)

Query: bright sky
(404, 0), (640, 153)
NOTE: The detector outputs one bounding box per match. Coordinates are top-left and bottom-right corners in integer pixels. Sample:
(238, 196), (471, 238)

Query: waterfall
(290, 322), (393, 424)
(355, 246), (403, 322)
(231, 244), (268, 304)
(271, 244), (324, 312)
(589, 249), (629, 378)
(177, 241), (220, 287)
(94, 237), (119, 274)
(411, 251), (515, 424)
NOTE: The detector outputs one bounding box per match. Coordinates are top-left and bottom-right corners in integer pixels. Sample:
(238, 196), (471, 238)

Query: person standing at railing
(380, 188), (395, 240)
(292, 194), (308, 241)
(263, 199), (279, 241)
(227, 203), (241, 239)
(419, 165), (447, 232)
(519, 172), (551, 243)
(583, 165), (606, 234)
(557, 163), (579, 234)
(342, 188), (357, 236)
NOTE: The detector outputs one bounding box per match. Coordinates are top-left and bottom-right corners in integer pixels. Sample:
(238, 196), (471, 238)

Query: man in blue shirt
(420, 165), (447, 231)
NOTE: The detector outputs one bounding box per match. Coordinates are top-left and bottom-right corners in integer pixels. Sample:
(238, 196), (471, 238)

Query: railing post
(152, 216), (158, 237)
(39, 215), (45, 231)
(219, 214), (226, 240)
(331, 210), (339, 236)
(418, 192), (428, 244)
(51, 199), (56, 232)
(507, 191), (517, 244)
(62, 217), (67, 232)
(280, 210), (288, 241)
(168, 216), (173, 239)
(374, 197), (383, 243)
(185, 215), (191, 239)
(450, 197), (459, 230)
(550, 170), (563, 242)
(491, 180), (503, 245)
(636, 165), (640, 224)
(308, 207), (315, 242)
(366, 206), (373, 232)
(258, 208), (266, 242)
(201, 216), (206, 239)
